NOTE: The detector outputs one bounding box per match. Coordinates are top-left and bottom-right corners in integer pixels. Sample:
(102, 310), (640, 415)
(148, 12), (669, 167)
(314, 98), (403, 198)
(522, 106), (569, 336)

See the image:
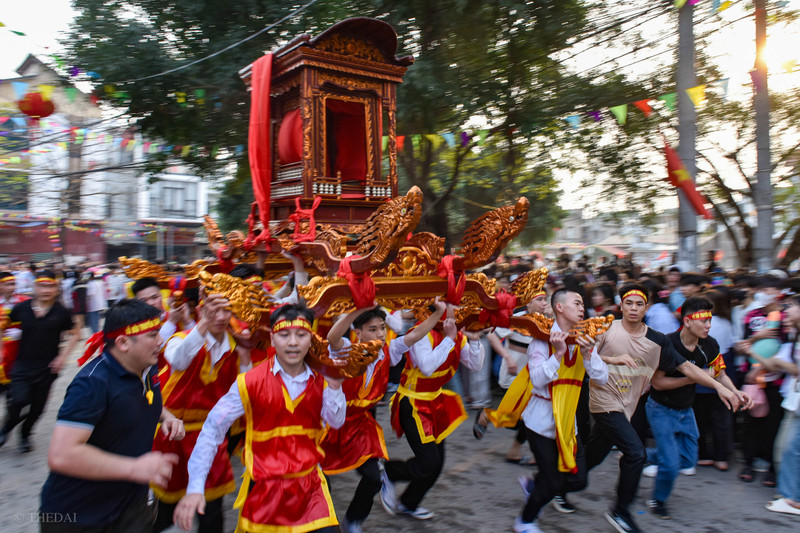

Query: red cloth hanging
(436, 255), (466, 304)
(289, 196), (322, 243)
(248, 53), (273, 228)
(663, 140), (712, 220)
(77, 332), (105, 366)
(337, 255), (376, 309)
(479, 290), (517, 328)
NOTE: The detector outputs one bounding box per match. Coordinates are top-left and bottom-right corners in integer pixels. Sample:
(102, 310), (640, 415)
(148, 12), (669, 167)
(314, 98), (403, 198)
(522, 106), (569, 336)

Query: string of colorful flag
(0, 213), (201, 240)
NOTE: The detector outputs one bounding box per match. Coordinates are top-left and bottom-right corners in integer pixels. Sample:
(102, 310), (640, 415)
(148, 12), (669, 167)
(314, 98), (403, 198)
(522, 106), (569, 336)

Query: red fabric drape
(479, 290), (517, 328)
(289, 196), (322, 243)
(663, 140), (712, 220)
(436, 255), (466, 304)
(326, 99), (366, 180)
(248, 53), (273, 227)
(337, 256), (376, 309)
(278, 108), (303, 164)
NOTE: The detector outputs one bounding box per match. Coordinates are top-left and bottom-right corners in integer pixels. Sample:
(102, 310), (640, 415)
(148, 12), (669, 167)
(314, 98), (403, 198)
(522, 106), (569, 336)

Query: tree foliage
(65, 0), (673, 245)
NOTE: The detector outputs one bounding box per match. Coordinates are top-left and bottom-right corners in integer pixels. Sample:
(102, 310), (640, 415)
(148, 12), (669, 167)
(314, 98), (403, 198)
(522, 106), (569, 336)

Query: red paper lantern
(17, 92), (55, 120)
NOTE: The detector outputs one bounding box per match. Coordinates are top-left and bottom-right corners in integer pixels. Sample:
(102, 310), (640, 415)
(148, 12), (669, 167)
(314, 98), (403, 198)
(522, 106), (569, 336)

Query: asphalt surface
(1, 344), (797, 533)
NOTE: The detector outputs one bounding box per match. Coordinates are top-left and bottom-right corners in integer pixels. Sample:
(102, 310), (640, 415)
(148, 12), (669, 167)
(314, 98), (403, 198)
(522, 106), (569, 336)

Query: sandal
(738, 466), (754, 482)
(714, 461), (729, 471)
(763, 471), (777, 487)
(472, 410), (487, 440)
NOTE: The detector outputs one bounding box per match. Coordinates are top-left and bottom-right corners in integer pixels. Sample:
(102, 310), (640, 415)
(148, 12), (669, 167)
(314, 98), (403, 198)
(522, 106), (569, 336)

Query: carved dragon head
(356, 185), (423, 266)
(459, 196), (530, 270)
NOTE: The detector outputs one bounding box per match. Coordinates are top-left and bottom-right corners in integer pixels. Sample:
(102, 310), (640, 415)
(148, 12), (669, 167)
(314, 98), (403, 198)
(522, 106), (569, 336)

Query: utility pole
(676, 2), (698, 271)
(753, 0), (773, 272)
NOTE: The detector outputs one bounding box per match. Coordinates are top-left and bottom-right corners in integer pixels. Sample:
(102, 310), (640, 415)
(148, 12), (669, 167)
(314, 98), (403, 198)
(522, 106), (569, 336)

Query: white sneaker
(642, 464), (658, 478)
(340, 517), (363, 533)
(518, 476), (534, 497)
(680, 466), (696, 476)
(379, 467), (398, 515)
(513, 516), (544, 533)
(398, 504), (435, 520)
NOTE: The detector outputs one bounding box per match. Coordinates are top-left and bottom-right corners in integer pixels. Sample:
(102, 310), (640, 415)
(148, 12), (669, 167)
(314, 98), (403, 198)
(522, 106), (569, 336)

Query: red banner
(248, 53), (273, 227)
(663, 141), (712, 220)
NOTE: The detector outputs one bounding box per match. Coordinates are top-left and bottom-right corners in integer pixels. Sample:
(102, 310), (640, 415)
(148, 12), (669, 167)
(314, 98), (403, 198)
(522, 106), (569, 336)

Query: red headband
(78, 316), (162, 366)
(685, 310), (712, 321)
(272, 317), (312, 333)
(622, 289), (648, 303)
(35, 276), (58, 285)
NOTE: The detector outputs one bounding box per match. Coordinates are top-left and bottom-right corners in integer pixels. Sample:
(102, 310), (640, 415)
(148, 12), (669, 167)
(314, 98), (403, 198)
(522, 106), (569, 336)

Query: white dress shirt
(186, 358), (345, 494)
(408, 333), (484, 377)
(163, 326), (249, 373)
(521, 321), (608, 440)
(159, 313), (197, 350)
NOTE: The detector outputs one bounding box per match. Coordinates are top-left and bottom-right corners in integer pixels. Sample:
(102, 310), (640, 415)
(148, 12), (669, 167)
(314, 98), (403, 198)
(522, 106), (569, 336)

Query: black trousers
(694, 392), (733, 462)
(41, 493), (155, 533)
(522, 429), (587, 522)
(742, 382), (785, 471)
(3, 371), (57, 439)
(383, 397), (445, 511)
(344, 457), (381, 522)
(586, 411), (645, 516)
(152, 497), (223, 533)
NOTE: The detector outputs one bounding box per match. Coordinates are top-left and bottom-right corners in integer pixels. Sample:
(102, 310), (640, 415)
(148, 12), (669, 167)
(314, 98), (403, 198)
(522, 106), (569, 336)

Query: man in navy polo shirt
(40, 299), (185, 532)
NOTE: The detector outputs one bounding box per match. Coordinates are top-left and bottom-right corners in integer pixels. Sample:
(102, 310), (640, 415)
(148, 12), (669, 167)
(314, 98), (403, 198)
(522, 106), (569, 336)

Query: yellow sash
(551, 346), (585, 473)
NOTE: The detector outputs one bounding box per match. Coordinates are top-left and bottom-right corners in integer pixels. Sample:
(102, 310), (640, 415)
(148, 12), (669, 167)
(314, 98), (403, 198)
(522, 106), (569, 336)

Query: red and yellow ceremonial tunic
(234, 357), (337, 533)
(390, 330), (468, 444)
(321, 344), (391, 474)
(152, 331), (239, 503)
(0, 295), (28, 384)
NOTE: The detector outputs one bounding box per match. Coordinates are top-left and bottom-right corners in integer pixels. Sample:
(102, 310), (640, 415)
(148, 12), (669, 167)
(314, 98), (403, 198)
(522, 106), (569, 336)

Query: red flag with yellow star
(663, 140), (713, 219)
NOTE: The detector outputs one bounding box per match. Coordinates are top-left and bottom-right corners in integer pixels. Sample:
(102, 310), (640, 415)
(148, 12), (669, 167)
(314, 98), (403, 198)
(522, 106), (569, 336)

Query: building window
(149, 181), (198, 219)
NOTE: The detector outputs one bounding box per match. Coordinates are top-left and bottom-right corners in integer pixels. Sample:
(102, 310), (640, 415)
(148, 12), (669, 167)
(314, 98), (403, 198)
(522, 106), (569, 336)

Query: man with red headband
(324, 299), (448, 533)
(0, 270), (80, 453)
(174, 303), (346, 533)
(0, 271), (29, 391)
(380, 304), (486, 520)
(151, 292), (251, 533)
(642, 296), (751, 520)
(40, 299), (184, 532)
(584, 283), (741, 533)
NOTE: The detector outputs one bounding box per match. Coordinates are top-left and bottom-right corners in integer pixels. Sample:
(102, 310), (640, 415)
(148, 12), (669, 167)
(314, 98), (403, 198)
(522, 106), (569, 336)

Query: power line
(106, 0), (324, 85)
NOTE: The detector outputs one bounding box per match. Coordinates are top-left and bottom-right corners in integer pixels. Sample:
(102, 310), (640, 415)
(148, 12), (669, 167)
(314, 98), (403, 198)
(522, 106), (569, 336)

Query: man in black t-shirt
(644, 296), (751, 520)
(0, 271), (80, 453)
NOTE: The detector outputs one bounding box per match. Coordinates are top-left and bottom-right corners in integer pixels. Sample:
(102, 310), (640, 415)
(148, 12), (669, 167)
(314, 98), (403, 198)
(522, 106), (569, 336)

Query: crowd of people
(0, 252), (798, 533)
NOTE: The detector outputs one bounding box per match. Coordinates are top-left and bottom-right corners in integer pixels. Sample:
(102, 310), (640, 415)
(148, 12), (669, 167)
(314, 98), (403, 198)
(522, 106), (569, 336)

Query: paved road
(1, 347), (797, 533)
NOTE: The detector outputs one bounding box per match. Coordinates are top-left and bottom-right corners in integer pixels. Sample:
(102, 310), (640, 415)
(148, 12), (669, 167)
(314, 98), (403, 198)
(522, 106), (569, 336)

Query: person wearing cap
(0, 270), (80, 453)
(584, 283), (741, 533)
(150, 292), (251, 533)
(173, 303), (346, 533)
(0, 271), (29, 392)
(39, 299), (184, 532)
(642, 296), (751, 520)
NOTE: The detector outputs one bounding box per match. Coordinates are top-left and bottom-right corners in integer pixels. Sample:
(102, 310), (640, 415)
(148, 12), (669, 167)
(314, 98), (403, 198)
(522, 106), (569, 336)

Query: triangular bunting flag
(441, 132), (455, 147)
(381, 135), (389, 151)
(564, 115), (581, 130)
(396, 136), (405, 151)
(10, 30), (26, 36)
(461, 132), (471, 147)
(633, 99), (652, 117)
(411, 134), (421, 150)
(719, 1), (732, 11)
(782, 59), (796, 74)
(749, 70), (766, 94)
(425, 134), (443, 150)
(609, 104), (627, 125)
(686, 85), (706, 107)
(477, 130), (489, 145)
(11, 81), (28, 100)
(181, 145), (191, 157)
(63, 87), (78, 103)
(657, 93), (677, 111)
(675, 0), (688, 8)
(586, 110), (603, 122)
(714, 78), (729, 101)
(39, 85), (55, 100)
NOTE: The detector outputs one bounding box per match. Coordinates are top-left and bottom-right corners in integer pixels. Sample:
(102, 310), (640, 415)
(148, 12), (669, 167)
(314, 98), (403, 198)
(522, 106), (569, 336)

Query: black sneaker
(552, 494), (576, 514)
(648, 500), (670, 520)
(605, 510), (641, 533)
